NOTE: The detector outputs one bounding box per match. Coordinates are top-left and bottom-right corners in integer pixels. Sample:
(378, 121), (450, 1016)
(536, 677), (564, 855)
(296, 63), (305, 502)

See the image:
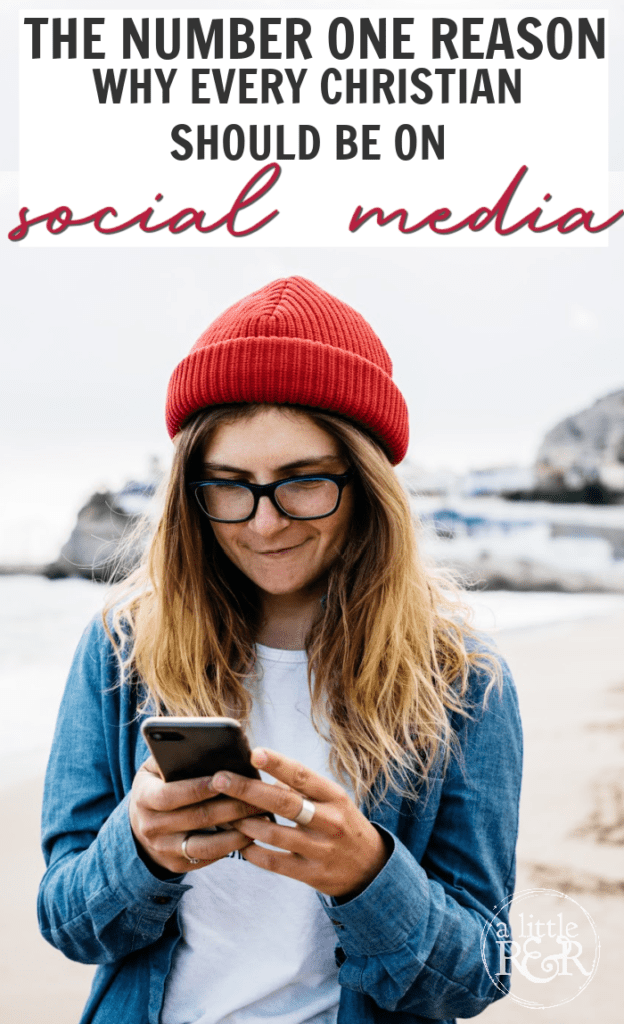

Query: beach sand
(2, 613), (623, 1024)
(475, 613), (624, 1024)
(0, 774), (95, 1023)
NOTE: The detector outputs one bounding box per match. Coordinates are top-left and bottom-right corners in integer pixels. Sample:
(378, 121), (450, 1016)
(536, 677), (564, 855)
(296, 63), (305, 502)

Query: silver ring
(181, 834), (201, 865)
(293, 797), (315, 827)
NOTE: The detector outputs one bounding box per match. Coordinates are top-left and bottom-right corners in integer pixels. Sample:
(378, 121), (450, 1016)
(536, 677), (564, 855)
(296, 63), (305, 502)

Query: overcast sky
(2, 0), (623, 489)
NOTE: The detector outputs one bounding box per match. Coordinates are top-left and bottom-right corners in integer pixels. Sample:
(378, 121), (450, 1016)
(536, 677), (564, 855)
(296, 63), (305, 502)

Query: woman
(39, 277), (522, 1024)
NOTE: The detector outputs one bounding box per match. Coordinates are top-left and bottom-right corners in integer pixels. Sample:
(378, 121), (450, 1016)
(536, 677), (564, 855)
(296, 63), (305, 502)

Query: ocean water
(2, 575), (624, 787)
(0, 577), (109, 786)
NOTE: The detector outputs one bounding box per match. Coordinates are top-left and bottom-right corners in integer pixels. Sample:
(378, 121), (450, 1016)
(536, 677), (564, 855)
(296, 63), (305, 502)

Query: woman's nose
(248, 495), (290, 535)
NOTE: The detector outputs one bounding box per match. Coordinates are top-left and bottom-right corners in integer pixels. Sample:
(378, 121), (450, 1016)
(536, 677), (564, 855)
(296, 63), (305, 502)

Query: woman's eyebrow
(202, 455), (342, 473)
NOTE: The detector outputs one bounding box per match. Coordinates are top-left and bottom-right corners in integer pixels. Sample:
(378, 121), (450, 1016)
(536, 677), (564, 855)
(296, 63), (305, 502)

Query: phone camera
(149, 730), (184, 742)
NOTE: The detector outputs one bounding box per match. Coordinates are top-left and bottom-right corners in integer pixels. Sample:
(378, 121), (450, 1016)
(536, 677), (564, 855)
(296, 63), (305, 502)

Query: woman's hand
(214, 748), (391, 900)
(129, 757), (266, 874)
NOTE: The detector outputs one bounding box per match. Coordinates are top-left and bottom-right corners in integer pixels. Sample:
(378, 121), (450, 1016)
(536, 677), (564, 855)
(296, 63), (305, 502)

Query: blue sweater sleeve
(320, 657), (522, 1019)
(38, 617), (191, 965)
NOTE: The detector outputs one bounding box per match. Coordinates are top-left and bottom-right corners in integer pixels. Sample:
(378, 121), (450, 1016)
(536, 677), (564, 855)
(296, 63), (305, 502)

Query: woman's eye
(289, 479), (323, 490)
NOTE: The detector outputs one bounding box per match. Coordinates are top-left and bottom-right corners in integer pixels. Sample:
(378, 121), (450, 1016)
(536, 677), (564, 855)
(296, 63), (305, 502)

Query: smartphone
(141, 716), (275, 829)
(141, 716), (261, 783)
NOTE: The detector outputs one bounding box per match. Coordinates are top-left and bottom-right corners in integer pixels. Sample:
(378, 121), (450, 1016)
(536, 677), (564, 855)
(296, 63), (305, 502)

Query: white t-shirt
(161, 645), (341, 1024)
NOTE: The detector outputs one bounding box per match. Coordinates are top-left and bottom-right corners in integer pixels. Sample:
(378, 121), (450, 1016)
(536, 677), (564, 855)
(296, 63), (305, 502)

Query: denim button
(152, 896), (171, 905)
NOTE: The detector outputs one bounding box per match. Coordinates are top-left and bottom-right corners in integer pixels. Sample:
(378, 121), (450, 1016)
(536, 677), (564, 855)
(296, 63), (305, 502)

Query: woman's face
(200, 407), (354, 601)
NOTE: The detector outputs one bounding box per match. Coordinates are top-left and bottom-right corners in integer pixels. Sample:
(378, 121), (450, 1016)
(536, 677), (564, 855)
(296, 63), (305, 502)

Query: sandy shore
(2, 613), (623, 1024)
(476, 613), (624, 1024)
(0, 774), (95, 1023)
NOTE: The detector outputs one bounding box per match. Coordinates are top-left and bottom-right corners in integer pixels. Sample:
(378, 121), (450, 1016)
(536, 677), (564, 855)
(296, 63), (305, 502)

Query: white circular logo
(481, 888), (600, 1009)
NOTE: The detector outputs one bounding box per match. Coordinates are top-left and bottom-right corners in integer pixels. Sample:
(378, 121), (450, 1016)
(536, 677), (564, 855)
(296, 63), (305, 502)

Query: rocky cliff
(534, 390), (624, 502)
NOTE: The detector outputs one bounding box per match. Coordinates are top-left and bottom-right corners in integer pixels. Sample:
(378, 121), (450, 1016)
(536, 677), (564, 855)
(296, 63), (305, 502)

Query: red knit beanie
(165, 276), (409, 464)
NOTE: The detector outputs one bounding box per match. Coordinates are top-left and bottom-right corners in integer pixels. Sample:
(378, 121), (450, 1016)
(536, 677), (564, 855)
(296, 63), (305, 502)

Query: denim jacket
(39, 616), (522, 1024)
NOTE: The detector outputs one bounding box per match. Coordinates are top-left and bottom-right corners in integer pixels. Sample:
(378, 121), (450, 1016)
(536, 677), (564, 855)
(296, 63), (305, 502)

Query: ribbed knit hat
(165, 276), (409, 464)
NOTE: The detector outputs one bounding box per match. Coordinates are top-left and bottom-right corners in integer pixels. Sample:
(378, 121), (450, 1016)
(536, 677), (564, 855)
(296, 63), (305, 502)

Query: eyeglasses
(189, 470), (353, 523)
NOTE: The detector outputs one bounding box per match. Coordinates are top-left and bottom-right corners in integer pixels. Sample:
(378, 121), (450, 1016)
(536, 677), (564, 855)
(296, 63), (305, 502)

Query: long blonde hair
(106, 404), (499, 806)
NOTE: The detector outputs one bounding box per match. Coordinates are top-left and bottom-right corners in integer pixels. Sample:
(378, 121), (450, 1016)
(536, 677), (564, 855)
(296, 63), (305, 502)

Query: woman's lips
(252, 539), (309, 556)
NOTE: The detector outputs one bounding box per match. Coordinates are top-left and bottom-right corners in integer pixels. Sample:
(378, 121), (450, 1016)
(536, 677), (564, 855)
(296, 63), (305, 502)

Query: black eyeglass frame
(188, 470), (353, 523)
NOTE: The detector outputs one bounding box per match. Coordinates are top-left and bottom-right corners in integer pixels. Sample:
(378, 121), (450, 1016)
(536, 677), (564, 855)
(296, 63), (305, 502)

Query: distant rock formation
(44, 480), (156, 581)
(514, 390), (624, 504)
